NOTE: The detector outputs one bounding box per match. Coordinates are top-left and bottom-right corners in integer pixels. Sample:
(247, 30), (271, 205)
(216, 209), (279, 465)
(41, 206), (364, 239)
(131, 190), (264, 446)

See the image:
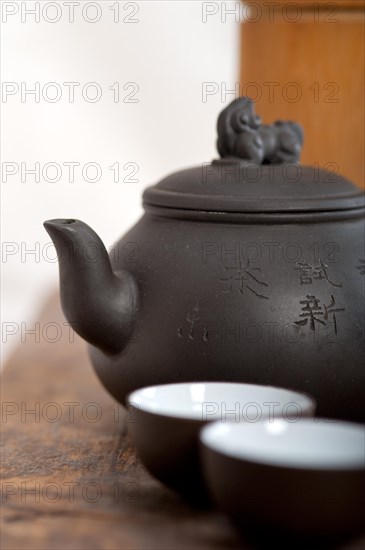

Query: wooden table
(1, 296), (364, 549)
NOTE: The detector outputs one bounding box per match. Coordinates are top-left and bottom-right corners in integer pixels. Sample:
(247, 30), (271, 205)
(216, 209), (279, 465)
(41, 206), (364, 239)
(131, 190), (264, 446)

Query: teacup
(127, 381), (315, 502)
(200, 418), (365, 534)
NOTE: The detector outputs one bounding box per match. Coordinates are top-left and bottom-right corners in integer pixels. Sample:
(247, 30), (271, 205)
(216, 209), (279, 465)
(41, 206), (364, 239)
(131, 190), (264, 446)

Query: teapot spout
(44, 219), (139, 355)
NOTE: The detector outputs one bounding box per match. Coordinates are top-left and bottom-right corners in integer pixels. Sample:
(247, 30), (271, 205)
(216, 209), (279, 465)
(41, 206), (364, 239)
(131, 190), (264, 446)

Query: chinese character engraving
(323, 294), (345, 335)
(177, 301), (201, 341)
(294, 259), (341, 287)
(220, 260), (269, 300)
(356, 259), (365, 275)
(295, 294), (345, 335)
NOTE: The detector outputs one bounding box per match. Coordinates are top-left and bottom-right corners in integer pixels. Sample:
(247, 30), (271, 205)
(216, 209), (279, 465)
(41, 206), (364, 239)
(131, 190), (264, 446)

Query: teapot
(44, 97), (365, 422)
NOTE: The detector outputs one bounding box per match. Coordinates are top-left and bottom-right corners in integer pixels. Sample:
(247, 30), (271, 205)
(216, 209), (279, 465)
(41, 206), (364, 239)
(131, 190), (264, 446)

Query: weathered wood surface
(1, 295), (364, 549)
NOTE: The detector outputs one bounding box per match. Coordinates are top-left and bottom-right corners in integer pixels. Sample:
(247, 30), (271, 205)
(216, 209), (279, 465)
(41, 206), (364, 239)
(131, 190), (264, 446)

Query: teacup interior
(127, 382), (314, 421)
(201, 420), (365, 470)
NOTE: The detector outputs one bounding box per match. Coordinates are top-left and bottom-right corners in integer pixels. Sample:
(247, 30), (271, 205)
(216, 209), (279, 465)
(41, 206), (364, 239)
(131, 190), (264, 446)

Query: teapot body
(90, 209), (365, 422)
(44, 98), (365, 423)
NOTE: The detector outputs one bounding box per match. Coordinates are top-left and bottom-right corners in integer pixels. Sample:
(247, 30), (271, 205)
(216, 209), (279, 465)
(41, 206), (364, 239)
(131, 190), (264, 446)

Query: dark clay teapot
(44, 97), (365, 422)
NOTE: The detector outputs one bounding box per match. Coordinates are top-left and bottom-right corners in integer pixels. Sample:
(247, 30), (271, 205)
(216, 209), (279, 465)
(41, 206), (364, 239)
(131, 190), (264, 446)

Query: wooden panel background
(240, 0), (365, 187)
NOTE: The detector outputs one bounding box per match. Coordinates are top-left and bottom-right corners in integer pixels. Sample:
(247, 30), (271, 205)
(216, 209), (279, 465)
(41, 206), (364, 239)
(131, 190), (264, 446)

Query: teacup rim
(200, 418), (365, 471)
(126, 381), (316, 422)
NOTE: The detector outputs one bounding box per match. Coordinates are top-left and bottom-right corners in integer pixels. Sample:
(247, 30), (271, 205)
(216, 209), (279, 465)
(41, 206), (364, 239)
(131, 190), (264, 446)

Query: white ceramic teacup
(127, 381), (315, 502)
(201, 418), (365, 533)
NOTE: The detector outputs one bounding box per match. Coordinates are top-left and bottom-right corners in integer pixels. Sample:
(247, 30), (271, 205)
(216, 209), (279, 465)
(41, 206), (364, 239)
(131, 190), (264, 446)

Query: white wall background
(1, 1), (239, 366)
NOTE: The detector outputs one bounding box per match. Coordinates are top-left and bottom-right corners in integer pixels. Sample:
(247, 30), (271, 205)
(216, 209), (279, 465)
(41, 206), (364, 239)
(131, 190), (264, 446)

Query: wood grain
(240, 0), (365, 187)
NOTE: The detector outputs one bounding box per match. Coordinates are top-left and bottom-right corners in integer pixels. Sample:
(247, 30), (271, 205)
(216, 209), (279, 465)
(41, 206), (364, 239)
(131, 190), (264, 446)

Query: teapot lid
(143, 98), (364, 216)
